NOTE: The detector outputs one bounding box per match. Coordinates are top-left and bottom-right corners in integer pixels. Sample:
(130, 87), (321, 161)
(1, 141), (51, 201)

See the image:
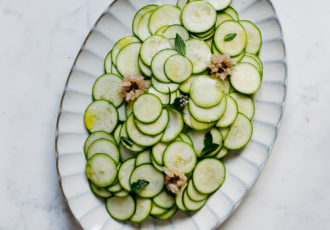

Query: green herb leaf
(201, 131), (219, 155)
(168, 104), (183, 114)
(131, 179), (149, 191)
(224, 33), (237, 42)
(204, 131), (213, 147)
(121, 136), (134, 147)
(175, 33), (186, 56)
(201, 143), (219, 155)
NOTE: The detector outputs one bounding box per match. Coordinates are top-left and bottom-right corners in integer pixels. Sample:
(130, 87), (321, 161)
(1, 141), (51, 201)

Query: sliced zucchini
(177, 0), (189, 9)
(87, 138), (120, 164)
(186, 180), (207, 202)
(151, 203), (168, 215)
(140, 35), (171, 66)
(240, 20), (262, 54)
(164, 54), (193, 83)
(223, 6), (239, 21)
(190, 76), (224, 108)
(175, 184), (187, 211)
(216, 95), (238, 128)
(245, 52), (263, 73)
(153, 190), (175, 209)
(215, 147), (229, 159)
(137, 11), (154, 41)
(192, 158), (225, 194)
(154, 205), (178, 220)
(132, 5), (158, 37)
(240, 54), (262, 73)
(151, 154), (165, 172)
(204, 128), (223, 157)
(89, 182), (112, 199)
(84, 100), (118, 133)
(125, 101), (134, 117)
(107, 182), (122, 193)
(112, 36), (140, 66)
(183, 190), (207, 211)
(205, 0), (232, 11)
(86, 153), (117, 187)
(214, 20), (247, 57)
(84, 131), (115, 154)
(187, 127), (222, 157)
(92, 74), (123, 107)
(162, 24), (190, 40)
(104, 50), (112, 73)
(230, 92), (255, 120)
(133, 94), (162, 123)
(163, 141), (197, 174)
(136, 149), (151, 166)
(126, 115), (163, 147)
(136, 109), (169, 136)
(219, 127), (229, 139)
(179, 133), (193, 145)
(181, 1), (216, 33)
(120, 123), (145, 152)
(179, 75), (197, 93)
(161, 108), (184, 142)
(138, 56), (152, 77)
(106, 195), (135, 221)
(155, 25), (169, 35)
(149, 5), (181, 34)
(111, 64), (121, 76)
(224, 113), (253, 150)
(148, 87), (177, 104)
(117, 104), (126, 123)
(231, 51), (245, 62)
(183, 106), (215, 130)
(189, 96), (227, 123)
(151, 49), (177, 83)
(152, 142), (168, 165)
(216, 12), (234, 26)
(185, 39), (212, 73)
(116, 42), (142, 77)
(230, 62), (261, 94)
(114, 189), (130, 197)
(130, 198), (152, 223)
(129, 163), (165, 198)
(118, 158), (136, 191)
(151, 77), (179, 93)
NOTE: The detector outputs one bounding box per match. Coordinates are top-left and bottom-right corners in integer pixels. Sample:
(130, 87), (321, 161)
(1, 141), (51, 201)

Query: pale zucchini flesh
(112, 36), (140, 66)
(140, 35), (171, 66)
(116, 42), (142, 77)
(185, 39), (212, 73)
(161, 108), (184, 142)
(133, 94), (162, 123)
(118, 158), (136, 191)
(149, 5), (181, 34)
(136, 109), (169, 136)
(84, 131), (115, 154)
(216, 95), (238, 128)
(153, 190), (175, 209)
(135, 150), (152, 166)
(106, 195), (136, 220)
(183, 106), (215, 130)
(240, 20), (262, 54)
(183, 190), (207, 211)
(164, 54), (193, 83)
(87, 138), (120, 164)
(230, 62), (261, 94)
(130, 198), (152, 223)
(151, 49), (177, 83)
(230, 92), (255, 120)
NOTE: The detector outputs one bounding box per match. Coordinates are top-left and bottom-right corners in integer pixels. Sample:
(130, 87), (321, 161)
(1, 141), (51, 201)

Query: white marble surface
(0, 0), (329, 229)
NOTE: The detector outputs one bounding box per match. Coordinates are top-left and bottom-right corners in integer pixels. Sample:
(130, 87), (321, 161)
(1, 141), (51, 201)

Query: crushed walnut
(164, 167), (187, 194)
(207, 54), (235, 81)
(120, 75), (146, 102)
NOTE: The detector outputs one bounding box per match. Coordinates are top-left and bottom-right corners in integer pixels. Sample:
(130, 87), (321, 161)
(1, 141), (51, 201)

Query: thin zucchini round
(153, 205), (178, 220)
(120, 123), (145, 152)
(149, 5), (181, 34)
(111, 36), (140, 66)
(230, 92), (255, 120)
(164, 54), (193, 83)
(214, 20), (247, 57)
(175, 184), (187, 211)
(84, 100), (118, 133)
(161, 108), (184, 142)
(240, 20), (262, 54)
(130, 198), (152, 223)
(190, 76), (224, 108)
(86, 153), (117, 187)
(106, 195), (136, 221)
(116, 42), (142, 77)
(104, 50), (112, 73)
(135, 149), (151, 166)
(179, 75), (198, 93)
(224, 113), (253, 150)
(185, 39), (212, 73)
(140, 35), (171, 66)
(132, 5), (158, 37)
(163, 141), (197, 174)
(89, 182), (112, 199)
(152, 142), (168, 165)
(87, 138), (120, 164)
(151, 203), (168, 215)
(183, 106), (215, 130)
(181, 1), (216, 33)
(216, 13), (234, 26)
(129, 163), (165, 198)
(118, 158), (136, 191)
(215, 147), (229, 159)
(84, 131), (115, 154)
(216, 95), (238, 128)
(153, 190), (175, 209)
(136, 109), (169, 136)
(92, 73), (124, 107)
(151, 77), (179, 94)
(162, 24), (189, 40)
(224, 6), (239, 21)
(136, 11), (153, 41)
(117, 103), (126, 122)
(230, 62), (261, 94)
(192, 158), (225, 194)
(133, 94), (163, 123)
(183, 190), (207, 211)
(186, 180), (207, 202)
(151, 49), (177, 83)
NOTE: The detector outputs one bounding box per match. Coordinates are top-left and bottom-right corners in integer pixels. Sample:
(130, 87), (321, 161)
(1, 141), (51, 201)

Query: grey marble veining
(0, 0), (329, 229)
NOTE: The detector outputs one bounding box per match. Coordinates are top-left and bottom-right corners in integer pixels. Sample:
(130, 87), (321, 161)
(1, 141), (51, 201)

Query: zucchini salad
(83, 0), (262, 222)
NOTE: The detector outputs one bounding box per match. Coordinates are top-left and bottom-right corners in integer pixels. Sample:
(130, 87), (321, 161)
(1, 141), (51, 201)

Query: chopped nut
(164, 167), (187, 194)
(120, 75), (146, 102)
(207, 54), (235, 81)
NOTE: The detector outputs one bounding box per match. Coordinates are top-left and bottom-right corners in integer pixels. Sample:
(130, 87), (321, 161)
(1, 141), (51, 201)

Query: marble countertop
(0, 0), (329, 229)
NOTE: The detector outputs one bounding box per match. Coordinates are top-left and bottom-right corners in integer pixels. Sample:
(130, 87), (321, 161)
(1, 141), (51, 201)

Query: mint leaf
(204, 131), (213, 147)
(224, 33), (237, 42)
(201, 143), (219, 155)
(175, 33), (186, 56)
(131, 179), (149, 191)
(121, 137), (134, 147)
